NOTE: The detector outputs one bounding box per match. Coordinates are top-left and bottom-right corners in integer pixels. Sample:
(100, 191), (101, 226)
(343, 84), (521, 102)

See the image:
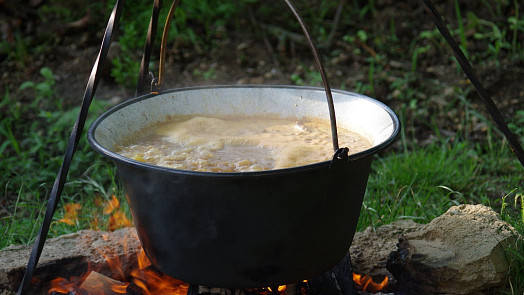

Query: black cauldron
(87, 85), (400, 288)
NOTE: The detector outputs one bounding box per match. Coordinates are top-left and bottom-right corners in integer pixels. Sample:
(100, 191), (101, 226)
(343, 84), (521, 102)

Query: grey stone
(387, 204), (517, 294)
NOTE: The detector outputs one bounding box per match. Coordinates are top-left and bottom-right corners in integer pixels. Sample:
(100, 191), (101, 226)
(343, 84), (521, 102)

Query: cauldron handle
(153, 0), (341, 152)
(283, 0), (339, 152)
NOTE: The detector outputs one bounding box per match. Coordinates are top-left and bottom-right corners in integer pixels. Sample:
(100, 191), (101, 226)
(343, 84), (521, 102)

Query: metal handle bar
(144, 0), (341, 152)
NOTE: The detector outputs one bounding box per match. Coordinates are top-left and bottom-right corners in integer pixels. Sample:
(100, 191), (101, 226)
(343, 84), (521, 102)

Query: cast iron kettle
(88, 85), (400, 288)
(85, 0), (400, 287)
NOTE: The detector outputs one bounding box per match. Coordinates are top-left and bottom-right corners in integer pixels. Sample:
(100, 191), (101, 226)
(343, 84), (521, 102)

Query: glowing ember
(352, 272), (388, 293)
(267, 285), (287, 292)
(110, 284), (128, 293)
(48, 277), (76, 294)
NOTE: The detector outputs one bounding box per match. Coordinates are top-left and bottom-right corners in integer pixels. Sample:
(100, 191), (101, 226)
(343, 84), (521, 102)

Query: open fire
(352, 273), (388, 293)
(48, 254), (389, 295)
(49, 247), (190, 295)
(48, 245), (289, 295)
(47, 198), (389, 295)
(49, 198), (292, 295)
(48, 246), (290, 295)
(51, 196), (189, 294)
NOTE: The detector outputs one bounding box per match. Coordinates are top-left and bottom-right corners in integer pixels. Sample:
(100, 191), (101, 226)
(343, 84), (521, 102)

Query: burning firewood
(76, 271), (127, 295)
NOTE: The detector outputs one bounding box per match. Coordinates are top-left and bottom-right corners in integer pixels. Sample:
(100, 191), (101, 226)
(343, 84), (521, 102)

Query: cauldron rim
(87, 84), (400, 177)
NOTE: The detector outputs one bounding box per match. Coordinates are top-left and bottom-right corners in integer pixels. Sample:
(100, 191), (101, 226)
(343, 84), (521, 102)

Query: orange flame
(352, 272), (388, 293)
(103, 195), (132, 231)
(110, 284), (128, 293)
(103, 195), (120, 215)
(48, 277), (76, 294)
(52, 196), (294, 294)
(59, 195), (132, 231)
(58, 203), (81, 225)
(130, 249), (188, 295)
(268, 285), (287, 292)
(136, 247), (152, 270)
(108, 210), (132, 231)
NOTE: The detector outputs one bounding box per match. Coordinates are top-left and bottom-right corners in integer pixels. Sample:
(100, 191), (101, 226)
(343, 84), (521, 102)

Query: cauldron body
(87, 85), (400, 288)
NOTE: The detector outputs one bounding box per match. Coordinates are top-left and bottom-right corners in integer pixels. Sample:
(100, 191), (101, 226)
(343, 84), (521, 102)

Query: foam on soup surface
(116, 116), (371, 172)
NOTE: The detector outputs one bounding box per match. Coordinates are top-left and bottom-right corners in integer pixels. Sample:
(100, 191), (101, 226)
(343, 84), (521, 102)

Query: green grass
(500, 192), (524, 295)
(0, 67), (128, 248)
(358, 127), (522, 229)
(358, 141), (476, 229)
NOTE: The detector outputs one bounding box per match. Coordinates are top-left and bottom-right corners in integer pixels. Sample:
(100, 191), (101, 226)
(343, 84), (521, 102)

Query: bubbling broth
(116, 116), (372, 172)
